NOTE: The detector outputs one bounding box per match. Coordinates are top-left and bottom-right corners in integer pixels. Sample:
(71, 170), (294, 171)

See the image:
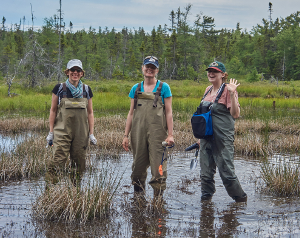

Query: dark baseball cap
(143, 56), (159, 68)
(205, 61), (226, 73)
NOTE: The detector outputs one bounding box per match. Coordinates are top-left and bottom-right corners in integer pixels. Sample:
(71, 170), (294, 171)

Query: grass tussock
(261, 162), (300, 196)
(0, 118), (46, 133)
(234, 119), (300, 156)
(0, 134), (50, 180)
(32, 171), (121, 224)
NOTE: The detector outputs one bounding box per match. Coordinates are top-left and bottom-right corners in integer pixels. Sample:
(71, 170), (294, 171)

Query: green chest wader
(130, 82), (168, 191)
(48, 83), (89, 183)
(200, 102), (246, 200)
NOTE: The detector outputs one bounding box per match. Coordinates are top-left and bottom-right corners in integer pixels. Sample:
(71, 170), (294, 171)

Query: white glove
(46, 132), (54, 146)
(89, 134), (97, 145)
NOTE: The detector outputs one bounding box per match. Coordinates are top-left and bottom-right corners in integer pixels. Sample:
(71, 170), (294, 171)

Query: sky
(1, 0), (299, 33)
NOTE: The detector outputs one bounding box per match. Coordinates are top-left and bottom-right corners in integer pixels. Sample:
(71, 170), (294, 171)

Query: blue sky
(2, 0), (299, 33)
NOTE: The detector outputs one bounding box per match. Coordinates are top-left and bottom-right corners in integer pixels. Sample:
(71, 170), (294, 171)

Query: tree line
(1, 4), (300, 91)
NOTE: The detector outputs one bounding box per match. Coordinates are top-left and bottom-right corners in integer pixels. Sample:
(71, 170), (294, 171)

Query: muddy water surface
(0, 145), (300, 237)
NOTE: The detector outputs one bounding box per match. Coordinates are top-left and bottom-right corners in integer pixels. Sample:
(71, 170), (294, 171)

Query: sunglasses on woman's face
(69, 68), (82, 73)
(145, 64), (157, 69)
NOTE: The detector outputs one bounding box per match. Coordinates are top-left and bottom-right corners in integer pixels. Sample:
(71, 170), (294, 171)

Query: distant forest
(1, 4), (300, 88)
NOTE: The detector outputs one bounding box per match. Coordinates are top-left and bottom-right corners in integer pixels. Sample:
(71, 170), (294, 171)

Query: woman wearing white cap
(46, 59), (97, 185)
(122, 56), (174, 197)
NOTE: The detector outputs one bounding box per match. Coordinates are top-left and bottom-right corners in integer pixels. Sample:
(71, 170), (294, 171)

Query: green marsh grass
(1, 78), (300, 117)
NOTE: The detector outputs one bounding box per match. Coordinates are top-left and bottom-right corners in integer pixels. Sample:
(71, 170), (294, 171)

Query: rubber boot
(133, 182), (145, 193)
(201, 194), (213, 201)
(234, 194), (247, 203)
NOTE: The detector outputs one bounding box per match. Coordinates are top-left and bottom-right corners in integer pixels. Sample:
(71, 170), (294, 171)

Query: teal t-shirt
(128, 80), (172, 104)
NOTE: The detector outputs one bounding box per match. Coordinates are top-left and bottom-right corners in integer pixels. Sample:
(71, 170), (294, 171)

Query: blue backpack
(191, 83), (226, 139)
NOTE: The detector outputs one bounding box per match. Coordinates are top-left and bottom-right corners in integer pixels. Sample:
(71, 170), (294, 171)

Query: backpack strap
(153, 81), (163, 107)
(133, 82), (142, 109)
(83, 84), (87, 98)
(62, 83), (67, 98)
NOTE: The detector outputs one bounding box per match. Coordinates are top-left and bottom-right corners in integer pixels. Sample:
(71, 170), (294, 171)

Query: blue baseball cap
(143, 56), (159, 68)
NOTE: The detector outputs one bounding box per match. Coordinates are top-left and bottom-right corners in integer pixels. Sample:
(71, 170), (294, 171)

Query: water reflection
(200, 201), (215, 237)
(129, 198), (168, 238)
(215, 203), (246, 236)
(0, 132), (34, 152)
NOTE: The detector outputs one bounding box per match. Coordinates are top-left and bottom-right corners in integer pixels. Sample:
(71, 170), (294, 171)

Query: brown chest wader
(47, 83), (89, 184)
(131, 81), (168, 191)
(200, 102), (246, 200)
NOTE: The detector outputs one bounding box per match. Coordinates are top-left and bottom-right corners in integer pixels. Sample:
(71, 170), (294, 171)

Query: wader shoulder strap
(62, 83), (67, 98)
(200, 83), (226, 104)
(153, 81), (163, 107)
(83, 84), (87, 98)
(214, 83), (226, 103)
(133, 82), (142, 109)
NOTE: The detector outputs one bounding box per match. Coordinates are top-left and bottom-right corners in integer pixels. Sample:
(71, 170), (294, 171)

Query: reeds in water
(32, 169), (121, 224)
(0, 134), (50, 180)
(261, 160), (300, 196)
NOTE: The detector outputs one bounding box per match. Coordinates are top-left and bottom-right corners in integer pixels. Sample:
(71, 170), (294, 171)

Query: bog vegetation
(1, 3), (300, 222)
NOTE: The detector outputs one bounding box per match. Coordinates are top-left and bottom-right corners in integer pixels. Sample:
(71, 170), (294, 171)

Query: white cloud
(2, 0), (299, 33)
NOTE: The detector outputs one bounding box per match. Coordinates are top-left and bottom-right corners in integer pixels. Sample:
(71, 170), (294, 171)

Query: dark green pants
(200, 138), (245, 199)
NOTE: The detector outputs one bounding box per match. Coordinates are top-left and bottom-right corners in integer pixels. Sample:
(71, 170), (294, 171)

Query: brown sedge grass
(32, 168), (121, 224)
(0, 134), (50, 180)
(261, 161), (300, 196)
(1, 115), (299, 158)
(1, 112), (300, 201)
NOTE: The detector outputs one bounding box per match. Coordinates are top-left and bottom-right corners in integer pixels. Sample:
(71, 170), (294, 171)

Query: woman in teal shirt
(122, 56), (174, 197)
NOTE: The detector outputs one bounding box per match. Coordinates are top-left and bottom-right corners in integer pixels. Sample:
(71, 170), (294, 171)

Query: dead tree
(5, 59), (22, 97)
(19, 34), (56, 88)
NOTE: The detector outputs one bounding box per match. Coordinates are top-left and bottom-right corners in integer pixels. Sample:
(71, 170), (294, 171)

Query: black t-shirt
(52, 83), (93, 105)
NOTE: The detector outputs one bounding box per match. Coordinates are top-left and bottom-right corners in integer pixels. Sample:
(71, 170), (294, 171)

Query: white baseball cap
(67, 59), (83, 70)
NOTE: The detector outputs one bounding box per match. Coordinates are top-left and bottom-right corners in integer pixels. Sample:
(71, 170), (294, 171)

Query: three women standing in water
(46, 57), (246, 203)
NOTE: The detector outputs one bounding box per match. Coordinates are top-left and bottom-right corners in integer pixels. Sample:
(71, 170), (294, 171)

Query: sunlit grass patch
(92, 92), (129, 113)
(32, 170), (121, 224)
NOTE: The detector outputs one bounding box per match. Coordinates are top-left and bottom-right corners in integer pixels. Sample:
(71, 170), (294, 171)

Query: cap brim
(205, 67), (223, 72)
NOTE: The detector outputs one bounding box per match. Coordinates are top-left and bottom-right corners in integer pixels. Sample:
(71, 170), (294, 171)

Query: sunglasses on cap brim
(144, 56), (158, 61)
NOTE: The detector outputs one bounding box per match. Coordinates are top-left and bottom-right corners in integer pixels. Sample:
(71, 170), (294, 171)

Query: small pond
(0, 134), (300, 237)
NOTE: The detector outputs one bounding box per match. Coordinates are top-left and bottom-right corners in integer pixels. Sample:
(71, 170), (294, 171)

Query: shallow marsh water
(0, 135), (300, 237)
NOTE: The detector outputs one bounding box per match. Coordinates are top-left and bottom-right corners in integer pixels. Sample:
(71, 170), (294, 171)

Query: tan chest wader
(200, 102), (246, 201)
(47, 83), (89, 184)
(131, 81), (168, 192)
